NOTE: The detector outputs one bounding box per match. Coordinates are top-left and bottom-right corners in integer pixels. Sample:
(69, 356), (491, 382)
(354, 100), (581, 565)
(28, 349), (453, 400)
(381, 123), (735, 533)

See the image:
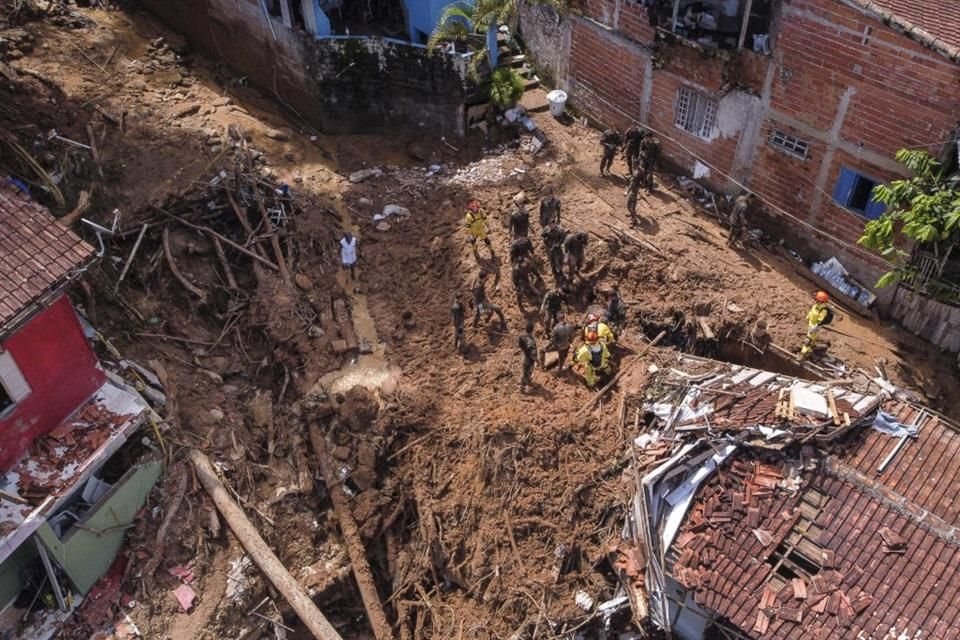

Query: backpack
(821, 307), (834, 326)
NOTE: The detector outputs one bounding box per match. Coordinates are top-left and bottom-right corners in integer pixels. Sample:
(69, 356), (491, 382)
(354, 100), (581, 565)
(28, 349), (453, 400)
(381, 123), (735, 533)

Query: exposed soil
(0, 3), (957, 640)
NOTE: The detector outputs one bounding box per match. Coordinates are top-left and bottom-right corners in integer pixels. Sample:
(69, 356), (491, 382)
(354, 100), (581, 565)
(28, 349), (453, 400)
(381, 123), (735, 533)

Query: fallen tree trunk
(576, 330), (667, 417)
(189, 450), (344, 640)
(308, 424), (395, 640)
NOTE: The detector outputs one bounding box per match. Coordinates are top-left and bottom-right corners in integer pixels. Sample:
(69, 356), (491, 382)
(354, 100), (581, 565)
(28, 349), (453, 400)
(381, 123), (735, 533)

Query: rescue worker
(510, 235), (534, 266)
(605, 286), (627, 331)
(563, 231), (589, 280)
(575, 325), (612, 388)
(584, 314), (616, 346)
(472, 272), (507, 330)
(544, 318), (577, 373)
(727, 192), (753, 247)
(464, 199), (493, 255)
(639, 135), (661, 191)
(599, 128), (622, 177)
(540, 189), (562, 227)
(625, 166), (643, 227)
(541, 287), (565, 336)
(512, 257), (544, 307)
(518, 321), (538, 392)
(509, 204), (530, 239)
(451, 296), (466, 354)
(799, 291), (833, 360)
(542, 223), (567, 282)
(623, 126), (647, 177)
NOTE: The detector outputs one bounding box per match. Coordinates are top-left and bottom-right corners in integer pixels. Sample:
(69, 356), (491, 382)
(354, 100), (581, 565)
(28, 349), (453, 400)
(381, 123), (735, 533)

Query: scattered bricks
(676, 531), (696, 548)
(760, 585), (778, 609)
(826, 591), (842, 616)
(779, 606), (803, 623)
(792, 578), (808, 600)
(838, 596), (856, 627)
(851, 595), (873, 615)
(879, 527), (907, 552)
(812, 573), (838, 594)
(811, 595), (829, 614)
(753, 610), (771, 635)
(330, 339), (349, 354)
(174, 103), (201, 118)
(821, 549), (836, 568)
(752, 529), (774, 546)
(776, 583), (795, 603)
(747, 507), (761, 528)
(843, 564), (865, 587)
(733, 493), (743, 511)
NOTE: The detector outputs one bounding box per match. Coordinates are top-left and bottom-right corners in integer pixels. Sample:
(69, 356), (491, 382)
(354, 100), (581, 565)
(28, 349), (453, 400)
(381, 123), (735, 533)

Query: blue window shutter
(865, 194), (886, 220)
(832, 167), (856, 207)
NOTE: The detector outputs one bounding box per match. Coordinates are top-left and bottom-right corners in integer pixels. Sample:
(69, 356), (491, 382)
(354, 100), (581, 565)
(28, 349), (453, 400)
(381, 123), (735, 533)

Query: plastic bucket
(546, 89), (567, 118)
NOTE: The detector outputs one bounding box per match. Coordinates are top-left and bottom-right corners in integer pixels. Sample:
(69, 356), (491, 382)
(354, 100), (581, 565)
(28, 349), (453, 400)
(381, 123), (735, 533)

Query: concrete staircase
(496, 35), (549, 112)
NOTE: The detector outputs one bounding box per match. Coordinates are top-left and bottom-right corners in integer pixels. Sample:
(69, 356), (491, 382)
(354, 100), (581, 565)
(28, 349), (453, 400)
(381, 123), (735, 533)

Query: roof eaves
(845, 0), (960, 64)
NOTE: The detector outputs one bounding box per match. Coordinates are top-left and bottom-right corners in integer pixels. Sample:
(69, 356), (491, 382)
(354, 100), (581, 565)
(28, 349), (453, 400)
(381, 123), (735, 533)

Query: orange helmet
(814, 291), (830, 304)
(467, 200), (480, 212)
(585, 328), (599, 344)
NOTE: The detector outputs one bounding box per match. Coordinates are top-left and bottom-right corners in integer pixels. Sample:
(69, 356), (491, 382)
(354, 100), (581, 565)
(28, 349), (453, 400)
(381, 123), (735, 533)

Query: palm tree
(428, 0), (565, 77)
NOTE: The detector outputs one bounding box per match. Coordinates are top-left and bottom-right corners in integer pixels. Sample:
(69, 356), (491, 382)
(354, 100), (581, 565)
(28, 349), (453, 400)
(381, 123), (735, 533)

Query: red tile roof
(669, 453), (960, 638)
(852, 0), (960, 60)
(0, 183), (94, 335)
(841, 402), (960, 528)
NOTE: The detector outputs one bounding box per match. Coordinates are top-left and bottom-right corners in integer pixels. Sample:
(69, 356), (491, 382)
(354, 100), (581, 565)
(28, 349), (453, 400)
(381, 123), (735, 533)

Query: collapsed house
(0, 183), (162, 636)
(625, 354), (957, 639)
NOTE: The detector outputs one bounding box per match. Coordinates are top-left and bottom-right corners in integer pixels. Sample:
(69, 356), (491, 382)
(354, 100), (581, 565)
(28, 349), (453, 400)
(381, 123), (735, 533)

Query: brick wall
(750, 119), (824, 219)
(618, 1), (656, 45)
(569, 18), (648, 130)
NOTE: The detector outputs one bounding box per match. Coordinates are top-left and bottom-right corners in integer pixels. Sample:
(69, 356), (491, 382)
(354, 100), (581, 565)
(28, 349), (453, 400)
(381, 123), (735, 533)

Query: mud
(1, 3), (957, 640)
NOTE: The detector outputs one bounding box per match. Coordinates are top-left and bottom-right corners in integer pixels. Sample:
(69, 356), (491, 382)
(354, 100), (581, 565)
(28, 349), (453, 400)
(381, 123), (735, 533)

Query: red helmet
(814, 291), (830, 303)
(467, 200), (480, 212)
(585, 328), (599, 344)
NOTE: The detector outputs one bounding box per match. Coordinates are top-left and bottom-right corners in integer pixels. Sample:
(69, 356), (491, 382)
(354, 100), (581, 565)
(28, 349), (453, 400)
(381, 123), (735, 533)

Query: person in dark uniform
(510, 235), (534, 266)
(623, 126), (647, 177)
(539, 189), (561, 227)
(540, 287), (565, 336)
(471, 272), (507, 330)
(518, 321), (538, 392)
(509, 204), (530, 239)
(599, 128), (622, 176)
(451, 297), (466, 354)
(562, 231), (589, 279)
(639, 135), (661, 191)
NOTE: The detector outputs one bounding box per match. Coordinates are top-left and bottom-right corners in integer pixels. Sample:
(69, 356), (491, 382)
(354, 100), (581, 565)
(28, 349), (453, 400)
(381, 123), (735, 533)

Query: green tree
(858, 148), (960, 288)
(428, 0), (566, 77)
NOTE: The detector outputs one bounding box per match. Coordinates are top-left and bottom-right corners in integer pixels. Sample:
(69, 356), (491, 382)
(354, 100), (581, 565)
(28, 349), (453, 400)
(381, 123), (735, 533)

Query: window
(832, 167), (886, 219)
(652, 0), (775, 52)
(265, 0), (282, 18)
(0, 351), (30, 414)
(770, 130), (810, 159)
(675, 87), (718, 139)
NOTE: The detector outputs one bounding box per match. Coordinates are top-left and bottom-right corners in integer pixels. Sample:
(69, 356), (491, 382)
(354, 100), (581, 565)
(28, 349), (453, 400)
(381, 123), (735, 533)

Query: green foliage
(858, 148), (960, 287)
(489, 67), (525, 108)
(428, 0), (567, 78)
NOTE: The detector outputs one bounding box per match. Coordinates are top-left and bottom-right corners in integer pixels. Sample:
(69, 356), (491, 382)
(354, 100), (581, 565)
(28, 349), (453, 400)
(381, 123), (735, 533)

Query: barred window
(770, 130), (810, 159)
(674, 87), (718, 140)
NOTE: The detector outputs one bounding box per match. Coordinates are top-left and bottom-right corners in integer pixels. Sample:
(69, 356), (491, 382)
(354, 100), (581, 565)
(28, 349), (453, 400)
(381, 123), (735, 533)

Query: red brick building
(520, 0), (960, 303)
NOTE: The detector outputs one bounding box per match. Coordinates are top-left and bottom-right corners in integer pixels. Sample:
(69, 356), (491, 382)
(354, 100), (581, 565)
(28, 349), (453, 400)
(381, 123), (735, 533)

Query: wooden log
(576, 330), (667, 416)
(308, 425), (395, 640)
(253, 187), (292, 286)
(225, 189), (265, 257)
(210, 233), (239, 289)
(163, 227), (207, 300)
(189, 450), (344, 640)
(154, 206), (279, 271)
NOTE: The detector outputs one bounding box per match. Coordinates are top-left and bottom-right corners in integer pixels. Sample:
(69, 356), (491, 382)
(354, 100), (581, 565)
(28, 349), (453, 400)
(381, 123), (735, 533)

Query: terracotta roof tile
(667, 458), (960, 639)
(0, 183), (93, 333)
(852, 0), (960, 56)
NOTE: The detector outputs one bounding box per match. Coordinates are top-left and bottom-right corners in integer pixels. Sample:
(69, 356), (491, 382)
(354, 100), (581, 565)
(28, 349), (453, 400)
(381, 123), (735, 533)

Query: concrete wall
(518, 3), (569, 89)
(889, 288), (960, 354)
(140, 0), (472, 136)
(520, 0), (960, 311)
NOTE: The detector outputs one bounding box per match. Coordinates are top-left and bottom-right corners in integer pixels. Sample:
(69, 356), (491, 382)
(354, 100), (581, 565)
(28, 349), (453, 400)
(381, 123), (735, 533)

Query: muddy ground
(0, 3), (957, 639)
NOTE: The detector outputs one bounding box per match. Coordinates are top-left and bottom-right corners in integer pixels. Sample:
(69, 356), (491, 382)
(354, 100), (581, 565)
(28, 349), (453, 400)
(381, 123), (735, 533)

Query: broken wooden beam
(189, 450), (344, 640)
(153, 206), (279, 271)
(163, 227), (207, 300)
(308, 424), (395, 640)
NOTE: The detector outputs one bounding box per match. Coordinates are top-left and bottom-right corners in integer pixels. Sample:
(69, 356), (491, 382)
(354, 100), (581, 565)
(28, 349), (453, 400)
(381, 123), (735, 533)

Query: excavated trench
(637, 309), (818, 380)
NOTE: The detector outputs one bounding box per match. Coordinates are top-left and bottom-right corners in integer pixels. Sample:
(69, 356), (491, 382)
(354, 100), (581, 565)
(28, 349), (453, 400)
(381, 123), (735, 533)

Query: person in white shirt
(340, 232), (358, 280)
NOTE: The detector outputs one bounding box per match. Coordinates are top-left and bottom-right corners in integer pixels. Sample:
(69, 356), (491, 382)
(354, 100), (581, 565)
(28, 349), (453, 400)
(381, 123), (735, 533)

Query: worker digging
(7, 5), (960, 639)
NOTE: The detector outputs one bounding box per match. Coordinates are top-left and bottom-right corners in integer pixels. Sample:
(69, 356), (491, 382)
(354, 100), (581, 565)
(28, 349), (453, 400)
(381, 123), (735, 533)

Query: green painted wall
(36, 459), (162, 596)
